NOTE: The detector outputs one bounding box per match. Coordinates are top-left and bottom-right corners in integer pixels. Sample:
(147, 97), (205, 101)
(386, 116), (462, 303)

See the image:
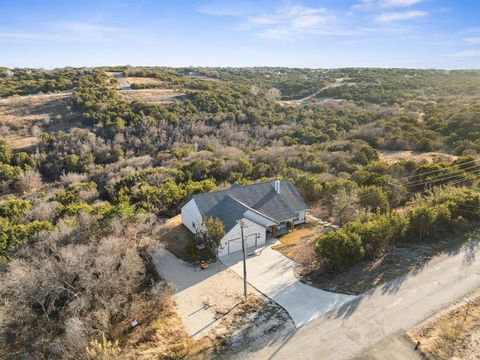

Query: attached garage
(226, 234), (258, 254)
(218, 218), (266, 258)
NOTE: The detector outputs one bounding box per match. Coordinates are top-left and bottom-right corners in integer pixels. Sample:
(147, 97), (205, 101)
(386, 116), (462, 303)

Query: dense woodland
(1, 66), (480, 358)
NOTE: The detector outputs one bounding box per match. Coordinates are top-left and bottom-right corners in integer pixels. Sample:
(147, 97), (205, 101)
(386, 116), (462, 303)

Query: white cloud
(229, 4), (366, 39)
(376, 10), (428, 22)
(354, 0), (425, 9)
(245, 5), (332, 34)
(446, 50), (480, 58)
(200, 1), (430, 40)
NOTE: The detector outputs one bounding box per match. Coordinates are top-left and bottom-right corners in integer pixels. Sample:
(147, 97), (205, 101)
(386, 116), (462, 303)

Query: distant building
(181, 179), (307, 257)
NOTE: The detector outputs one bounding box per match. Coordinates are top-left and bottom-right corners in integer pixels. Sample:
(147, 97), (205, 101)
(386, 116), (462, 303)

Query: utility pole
(237, 219), (248, 299)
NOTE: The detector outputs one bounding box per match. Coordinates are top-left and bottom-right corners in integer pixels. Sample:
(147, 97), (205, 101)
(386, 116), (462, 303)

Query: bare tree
(331, 188), (360, 225)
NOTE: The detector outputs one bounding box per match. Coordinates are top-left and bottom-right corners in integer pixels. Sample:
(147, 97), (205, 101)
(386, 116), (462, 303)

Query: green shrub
(200, 216), (225, 261)
(315, 230), (364, 272)
(295, 175), (322, 202)
(0, 220), (53, 255)
(345, 213), (407, 258)
(57, 203), (93, 217)
(353, 146), (379, 165)
(12, 152), (35, 169)
(309, 160), (329, 173)
(407, 203), (451, 241)
(358, 186), (390, 213)
(0, 198), (32, 220)
(0, 140), (12, 164)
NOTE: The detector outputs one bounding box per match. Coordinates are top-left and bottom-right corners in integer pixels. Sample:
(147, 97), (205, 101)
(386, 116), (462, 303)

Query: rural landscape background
(1, 1), (480, 359)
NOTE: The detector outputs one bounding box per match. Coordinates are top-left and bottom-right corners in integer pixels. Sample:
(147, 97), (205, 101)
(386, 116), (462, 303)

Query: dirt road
(236, 241), (480, 359)
(109, 72), (131, 91)
(279, 78), (346, 106)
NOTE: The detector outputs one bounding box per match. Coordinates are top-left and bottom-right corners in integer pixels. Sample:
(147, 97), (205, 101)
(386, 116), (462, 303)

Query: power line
(403, 164), (480, 188)
(299, 165), (480, 213)
(252, 164), (480, 222)
(401, 159), (478, 182)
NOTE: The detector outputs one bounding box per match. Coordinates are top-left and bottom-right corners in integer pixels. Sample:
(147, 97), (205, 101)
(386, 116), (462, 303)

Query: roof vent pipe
(275, 180), (281, 194)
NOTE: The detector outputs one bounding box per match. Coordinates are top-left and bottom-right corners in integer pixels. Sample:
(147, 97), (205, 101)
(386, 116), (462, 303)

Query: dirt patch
(304, 235), (472, 295)
(5, 136), (39, 150)
(408, 291), (480, 360)
(212, 295), (294, 358)
(121, 89), (184, 104)
(379, 150), (457, 164)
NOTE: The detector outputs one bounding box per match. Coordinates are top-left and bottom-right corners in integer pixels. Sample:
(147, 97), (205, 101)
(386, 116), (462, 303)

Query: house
(181, 179), (307, 257)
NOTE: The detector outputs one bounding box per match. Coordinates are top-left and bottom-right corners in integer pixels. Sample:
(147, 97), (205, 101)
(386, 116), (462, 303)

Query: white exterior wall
(218, 218), (266, 257)
(295, 210), (306, 224)
(181, 199), (202, 234)
(243, 209), (277, 228)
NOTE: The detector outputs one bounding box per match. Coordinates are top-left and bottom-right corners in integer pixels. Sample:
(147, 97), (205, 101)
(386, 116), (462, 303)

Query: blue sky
(0, 0), (479, 69)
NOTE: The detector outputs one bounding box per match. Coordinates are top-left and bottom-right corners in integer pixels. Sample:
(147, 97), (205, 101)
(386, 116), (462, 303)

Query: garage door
(227, 234), (258, 254)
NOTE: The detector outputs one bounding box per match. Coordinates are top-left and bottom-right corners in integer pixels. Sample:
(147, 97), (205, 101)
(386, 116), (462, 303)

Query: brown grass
(379, 150), (457, 164)
(0, 92), (71, 123)
(408, 295), (480, 359)
(121, 89), (184, 104)
(272, 217), (324, 265)
(0, 92), (79, 150)
(125, 77), (165, 86)
(121, 299), (213, 359)
(159, 215), (195, 261)
(273, 221), (321, 250)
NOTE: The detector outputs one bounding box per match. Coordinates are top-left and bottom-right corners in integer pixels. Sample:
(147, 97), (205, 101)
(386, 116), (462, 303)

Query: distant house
(181, 179), (307, 257)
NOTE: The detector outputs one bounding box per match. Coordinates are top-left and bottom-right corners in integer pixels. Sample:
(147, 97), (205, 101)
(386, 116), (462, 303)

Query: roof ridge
(192, 178), (284, 199)
(226, 194), (279, 224)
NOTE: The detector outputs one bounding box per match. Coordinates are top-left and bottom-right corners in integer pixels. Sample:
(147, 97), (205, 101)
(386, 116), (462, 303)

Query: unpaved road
(280, 78), (346, 106)
(236, 241), (480, 359)
(109, 72), (131, 91)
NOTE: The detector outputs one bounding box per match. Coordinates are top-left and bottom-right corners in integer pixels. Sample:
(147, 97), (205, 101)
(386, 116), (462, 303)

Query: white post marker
(464, 297), (471, 320)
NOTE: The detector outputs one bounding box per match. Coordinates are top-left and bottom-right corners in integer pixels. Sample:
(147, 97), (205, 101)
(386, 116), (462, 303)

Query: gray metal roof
(190, 179), (306, 232)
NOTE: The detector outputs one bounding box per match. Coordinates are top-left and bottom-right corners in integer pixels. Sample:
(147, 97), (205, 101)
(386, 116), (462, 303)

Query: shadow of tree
(304, 226), (480, 298)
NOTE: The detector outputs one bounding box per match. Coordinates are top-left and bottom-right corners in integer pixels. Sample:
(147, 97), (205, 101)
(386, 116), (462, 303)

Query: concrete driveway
(220, 241), (356, 327)
(153, 247), (258, 338)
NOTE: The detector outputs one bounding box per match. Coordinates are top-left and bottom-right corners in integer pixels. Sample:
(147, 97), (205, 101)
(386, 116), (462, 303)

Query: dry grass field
(0, 92), (78, 150)
(125, 77), (165, 86)
(121, 89), (185, 104)
(379, 150), (457, 164)
(408, 293), (480, 359)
